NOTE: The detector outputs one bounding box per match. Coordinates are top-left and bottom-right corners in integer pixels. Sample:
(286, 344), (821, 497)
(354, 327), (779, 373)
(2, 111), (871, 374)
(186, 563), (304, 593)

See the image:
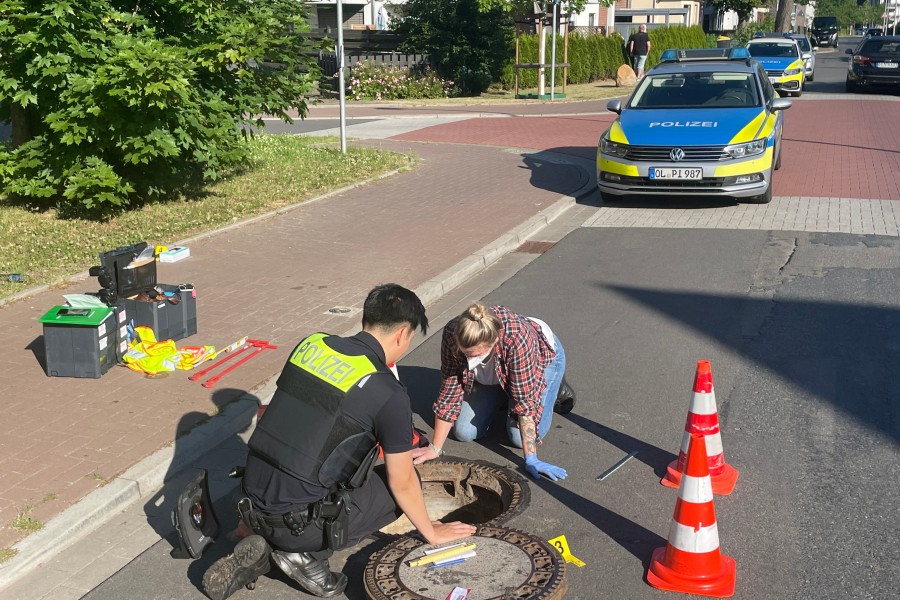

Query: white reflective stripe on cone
(678, 474), (714, 504)
(705, 431), (724, 456)
(679, 431), (724, 457)
(668, 521), (721, 554)
(689, 391), (718, 415)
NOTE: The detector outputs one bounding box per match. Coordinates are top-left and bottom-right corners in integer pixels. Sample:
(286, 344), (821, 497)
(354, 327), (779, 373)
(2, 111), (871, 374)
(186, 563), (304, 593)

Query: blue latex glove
(525, 455), (567, 481)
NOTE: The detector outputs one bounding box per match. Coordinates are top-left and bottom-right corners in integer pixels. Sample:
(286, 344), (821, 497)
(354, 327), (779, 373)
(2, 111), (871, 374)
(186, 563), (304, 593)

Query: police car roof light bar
(658, 47), (750, 64)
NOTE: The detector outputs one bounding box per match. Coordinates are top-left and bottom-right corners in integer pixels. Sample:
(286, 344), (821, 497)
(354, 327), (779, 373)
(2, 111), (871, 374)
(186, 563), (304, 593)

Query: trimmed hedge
(500, 26), (714, 89)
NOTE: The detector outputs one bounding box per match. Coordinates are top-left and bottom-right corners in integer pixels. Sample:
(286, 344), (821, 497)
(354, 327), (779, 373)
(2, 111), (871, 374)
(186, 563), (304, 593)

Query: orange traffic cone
(662, 360), (739, 495)
(647, 433), (736, 597)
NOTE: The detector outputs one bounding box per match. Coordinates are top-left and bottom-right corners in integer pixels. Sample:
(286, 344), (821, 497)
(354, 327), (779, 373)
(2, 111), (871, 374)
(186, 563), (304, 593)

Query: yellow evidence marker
(548, 535), (585, 567)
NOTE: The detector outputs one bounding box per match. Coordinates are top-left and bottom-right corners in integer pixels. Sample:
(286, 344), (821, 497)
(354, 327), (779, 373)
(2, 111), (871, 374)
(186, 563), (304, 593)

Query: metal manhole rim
(420, 455), (532, 527)
(363, 524), (568, 600)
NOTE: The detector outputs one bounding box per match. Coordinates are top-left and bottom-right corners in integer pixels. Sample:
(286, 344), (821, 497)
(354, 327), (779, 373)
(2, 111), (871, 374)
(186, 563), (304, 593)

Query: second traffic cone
(647, 433), (736, 597)
(662, 360), (739, 495)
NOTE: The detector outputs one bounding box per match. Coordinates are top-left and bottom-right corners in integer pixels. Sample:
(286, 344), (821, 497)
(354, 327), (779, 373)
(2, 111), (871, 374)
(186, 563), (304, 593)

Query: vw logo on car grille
(670, 148), (685, 162)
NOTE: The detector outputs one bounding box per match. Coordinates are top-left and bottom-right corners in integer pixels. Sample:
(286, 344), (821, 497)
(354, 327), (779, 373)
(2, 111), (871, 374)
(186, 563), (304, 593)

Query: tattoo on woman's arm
(519, 416), (537, 456)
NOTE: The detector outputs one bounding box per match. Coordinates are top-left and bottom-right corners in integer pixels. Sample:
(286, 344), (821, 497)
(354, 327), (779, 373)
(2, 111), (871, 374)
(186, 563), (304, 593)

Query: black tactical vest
(248, 333), (391, 489)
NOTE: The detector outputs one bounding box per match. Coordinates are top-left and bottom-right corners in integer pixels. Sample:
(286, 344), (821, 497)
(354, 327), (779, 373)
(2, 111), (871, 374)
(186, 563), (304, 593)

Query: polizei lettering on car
(649, 121), (719, 128)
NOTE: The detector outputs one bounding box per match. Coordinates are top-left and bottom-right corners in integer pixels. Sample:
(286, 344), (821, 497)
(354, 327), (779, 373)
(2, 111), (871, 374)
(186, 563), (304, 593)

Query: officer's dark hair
(362, 284), (429, 335)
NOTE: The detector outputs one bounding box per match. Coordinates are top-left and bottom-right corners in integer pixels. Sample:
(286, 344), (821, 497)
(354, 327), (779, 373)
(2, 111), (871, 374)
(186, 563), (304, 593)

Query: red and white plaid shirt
(433, 305), (556, 428)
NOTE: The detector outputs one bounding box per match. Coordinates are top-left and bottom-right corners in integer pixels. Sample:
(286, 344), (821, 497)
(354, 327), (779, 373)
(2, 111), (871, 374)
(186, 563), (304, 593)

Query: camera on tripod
(88, 265), (118, 306)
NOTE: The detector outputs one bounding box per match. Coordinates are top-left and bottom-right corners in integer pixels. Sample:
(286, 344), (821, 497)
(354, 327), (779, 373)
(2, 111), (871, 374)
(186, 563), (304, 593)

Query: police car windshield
(631, 72), (761, 109)
(748, 42), (799, 58)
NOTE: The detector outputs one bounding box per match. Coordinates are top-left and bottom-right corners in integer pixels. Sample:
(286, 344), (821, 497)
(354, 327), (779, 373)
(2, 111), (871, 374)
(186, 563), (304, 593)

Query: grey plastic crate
(119, 284), (197, 342)
(39, 306), (118, 378)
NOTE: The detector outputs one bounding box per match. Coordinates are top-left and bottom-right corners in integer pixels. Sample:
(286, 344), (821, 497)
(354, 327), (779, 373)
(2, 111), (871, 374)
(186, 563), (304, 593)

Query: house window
(589, 13), (596, 28)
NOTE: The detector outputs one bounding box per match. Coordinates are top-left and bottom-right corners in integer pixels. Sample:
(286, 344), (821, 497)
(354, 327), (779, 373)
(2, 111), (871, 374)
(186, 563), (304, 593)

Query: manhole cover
(380, 459), (530, 535)
(364, 525), (567, 600)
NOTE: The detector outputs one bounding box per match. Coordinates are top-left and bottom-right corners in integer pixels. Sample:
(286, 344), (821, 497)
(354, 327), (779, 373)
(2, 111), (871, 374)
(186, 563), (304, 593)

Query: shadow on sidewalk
(143, 387), (258, 557)
(521, 150), (598, 198)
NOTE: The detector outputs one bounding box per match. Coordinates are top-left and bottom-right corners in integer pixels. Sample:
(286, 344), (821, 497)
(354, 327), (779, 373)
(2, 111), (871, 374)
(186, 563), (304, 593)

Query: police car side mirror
(607, 99), (622, 115)
(802, 53), (811, 60)
(771, 98), (792, 112)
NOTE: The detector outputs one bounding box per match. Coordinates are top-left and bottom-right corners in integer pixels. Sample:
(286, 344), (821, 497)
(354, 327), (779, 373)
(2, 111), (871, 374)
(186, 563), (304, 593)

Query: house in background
(307, 0), (397, 32)
(307, 0), (702, 37)
(542, 1), (701, 38)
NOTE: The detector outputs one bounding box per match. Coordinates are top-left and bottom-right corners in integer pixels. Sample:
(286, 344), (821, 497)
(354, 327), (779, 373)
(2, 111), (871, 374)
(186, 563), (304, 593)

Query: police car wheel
(775, 145), (782, 171)
(598, 189), (619, 204)
(747, 183), (773, 204)
(808, 73), (814, 83)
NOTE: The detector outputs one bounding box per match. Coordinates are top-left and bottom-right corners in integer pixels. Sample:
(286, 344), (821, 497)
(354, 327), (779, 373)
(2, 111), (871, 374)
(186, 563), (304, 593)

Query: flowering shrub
(344, 61), (453, 100)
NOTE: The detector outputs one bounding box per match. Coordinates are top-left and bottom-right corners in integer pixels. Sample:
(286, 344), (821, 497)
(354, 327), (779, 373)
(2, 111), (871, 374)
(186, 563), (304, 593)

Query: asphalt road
(81, 225), (900, 600)
(77, 35), (900, 600)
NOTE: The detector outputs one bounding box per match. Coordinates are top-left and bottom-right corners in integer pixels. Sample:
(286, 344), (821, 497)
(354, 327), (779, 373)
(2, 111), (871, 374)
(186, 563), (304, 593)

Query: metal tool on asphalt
(201, 339), (278, 388)
(596, 450), (638, 481)
(188, 336), (248, 382)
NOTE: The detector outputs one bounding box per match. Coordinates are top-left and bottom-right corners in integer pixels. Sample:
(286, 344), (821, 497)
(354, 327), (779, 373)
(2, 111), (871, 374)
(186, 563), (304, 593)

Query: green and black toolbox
(39, 306), (118, 378)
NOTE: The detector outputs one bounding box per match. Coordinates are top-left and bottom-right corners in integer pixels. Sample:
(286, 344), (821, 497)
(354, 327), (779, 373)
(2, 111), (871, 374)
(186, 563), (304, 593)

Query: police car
(746, 37), (808, 97)
(597, 48), (792, 204)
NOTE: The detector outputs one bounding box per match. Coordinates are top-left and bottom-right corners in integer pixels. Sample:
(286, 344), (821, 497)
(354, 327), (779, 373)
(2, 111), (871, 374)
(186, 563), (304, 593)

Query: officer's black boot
(202, 535), (272, 600)
(271, 550), (348, 598)
(553, 377), (576, 415)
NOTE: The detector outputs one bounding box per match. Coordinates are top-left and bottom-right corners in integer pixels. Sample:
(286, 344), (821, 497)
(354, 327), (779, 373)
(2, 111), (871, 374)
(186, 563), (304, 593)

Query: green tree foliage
(814, 0), (883, 28)
(392, 0), (513, 95)
(0, 0), (319, 215)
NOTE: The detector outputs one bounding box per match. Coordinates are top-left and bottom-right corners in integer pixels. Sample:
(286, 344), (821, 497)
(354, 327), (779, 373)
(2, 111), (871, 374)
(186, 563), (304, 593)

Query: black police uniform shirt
(242, 331), (414, 514)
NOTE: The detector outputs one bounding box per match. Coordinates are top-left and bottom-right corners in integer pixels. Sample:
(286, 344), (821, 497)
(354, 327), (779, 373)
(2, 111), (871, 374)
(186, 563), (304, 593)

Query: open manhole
(380, 458), (530, 535)
(364, 525), (568, 600)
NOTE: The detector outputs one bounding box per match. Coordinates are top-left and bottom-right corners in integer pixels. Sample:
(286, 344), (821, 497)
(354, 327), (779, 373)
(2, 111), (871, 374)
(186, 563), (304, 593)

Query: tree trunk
(10, 104), (32, 148)
(774, 0), (794, 33)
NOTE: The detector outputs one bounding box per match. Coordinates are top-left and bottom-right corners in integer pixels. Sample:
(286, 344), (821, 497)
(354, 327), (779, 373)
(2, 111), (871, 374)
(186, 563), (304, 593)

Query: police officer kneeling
(203, 284), (477, 600)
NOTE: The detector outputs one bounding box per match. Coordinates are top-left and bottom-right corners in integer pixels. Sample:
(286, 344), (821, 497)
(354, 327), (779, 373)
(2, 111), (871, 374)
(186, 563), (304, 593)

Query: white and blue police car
(597, 48), (792, 205)
(746, 37), (808, 97)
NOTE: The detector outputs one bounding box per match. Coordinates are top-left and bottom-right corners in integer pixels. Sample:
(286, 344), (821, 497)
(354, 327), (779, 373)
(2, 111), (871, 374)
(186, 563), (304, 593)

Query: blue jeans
(451, 336), (566, 448)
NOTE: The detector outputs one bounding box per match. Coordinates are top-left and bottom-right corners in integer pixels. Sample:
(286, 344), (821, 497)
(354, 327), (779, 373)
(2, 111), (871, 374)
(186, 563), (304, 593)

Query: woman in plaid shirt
(412, 304), (572, 481)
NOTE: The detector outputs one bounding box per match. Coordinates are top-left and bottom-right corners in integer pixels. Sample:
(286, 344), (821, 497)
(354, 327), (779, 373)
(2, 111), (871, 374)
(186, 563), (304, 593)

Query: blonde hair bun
(455, 303), (501, 349)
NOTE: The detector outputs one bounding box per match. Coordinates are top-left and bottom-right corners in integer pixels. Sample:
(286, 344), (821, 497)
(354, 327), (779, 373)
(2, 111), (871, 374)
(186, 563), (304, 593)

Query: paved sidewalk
(0, 108), (597, 591)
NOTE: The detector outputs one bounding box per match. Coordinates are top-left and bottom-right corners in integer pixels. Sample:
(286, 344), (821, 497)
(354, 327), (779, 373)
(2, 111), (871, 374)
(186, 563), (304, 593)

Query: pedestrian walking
(628, 24), (652, 80)
(203, 284), (476, 600)
(412, 303), (575, 482)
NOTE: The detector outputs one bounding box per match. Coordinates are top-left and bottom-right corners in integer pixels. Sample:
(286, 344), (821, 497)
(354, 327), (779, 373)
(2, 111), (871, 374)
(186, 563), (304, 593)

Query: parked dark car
(811, 16), (840, 47)
(865, 28), (885, 37)
(846, 36), (900, 92)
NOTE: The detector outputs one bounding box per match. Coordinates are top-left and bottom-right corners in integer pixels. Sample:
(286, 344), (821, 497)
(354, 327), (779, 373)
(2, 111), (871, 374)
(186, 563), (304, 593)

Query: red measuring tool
(201, 339), (278, 388)
(188, 337), (248, 382)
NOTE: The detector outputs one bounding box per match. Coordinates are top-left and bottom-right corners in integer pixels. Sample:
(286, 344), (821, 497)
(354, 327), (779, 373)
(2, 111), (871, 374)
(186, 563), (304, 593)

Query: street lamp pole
(550, 0), (558, 101)
(336, 0), (348, 154)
